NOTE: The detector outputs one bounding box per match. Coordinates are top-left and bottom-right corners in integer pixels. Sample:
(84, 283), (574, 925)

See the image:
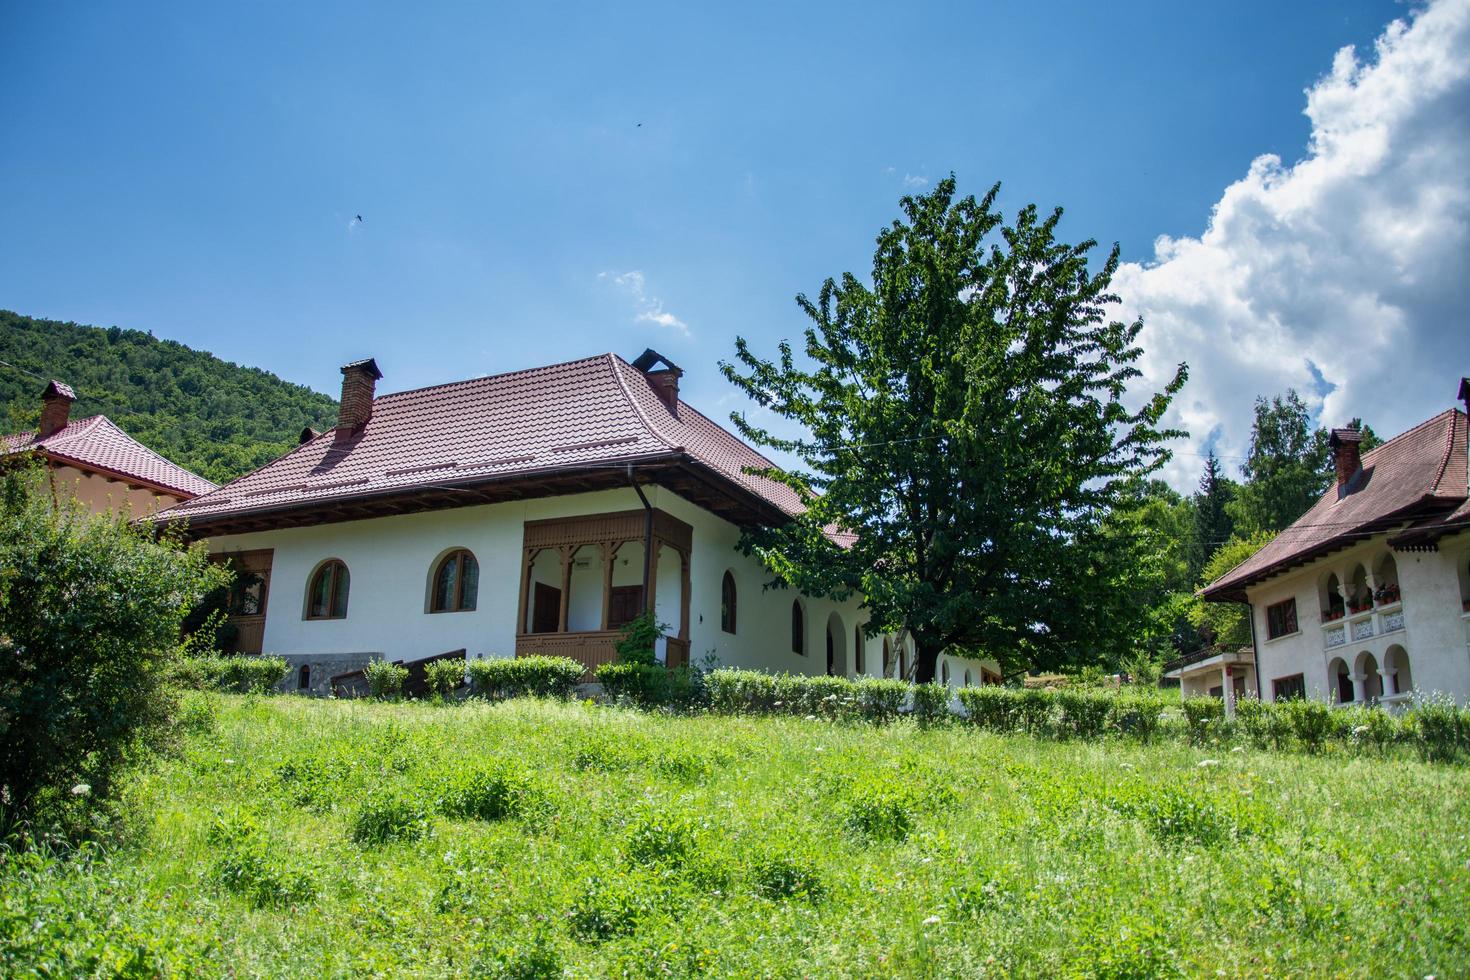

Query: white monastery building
(157, 351), (999, 694)
(1188, 379), (1470, 709)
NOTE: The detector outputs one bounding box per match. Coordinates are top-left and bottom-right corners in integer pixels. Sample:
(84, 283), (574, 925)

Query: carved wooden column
(557, 545), (574, 633)
(517, 549), (535, 635)
(600, 541), (616, 631)
(679, 549), (691, 641)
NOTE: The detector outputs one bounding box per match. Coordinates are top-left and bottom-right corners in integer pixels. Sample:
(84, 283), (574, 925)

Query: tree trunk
(913, 639), (941, 683)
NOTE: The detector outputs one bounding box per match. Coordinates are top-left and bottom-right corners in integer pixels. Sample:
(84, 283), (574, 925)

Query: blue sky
(4, 0), (1465, 487)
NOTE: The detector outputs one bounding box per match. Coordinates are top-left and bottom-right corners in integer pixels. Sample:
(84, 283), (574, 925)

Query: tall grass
(1, 694), (1466, 977)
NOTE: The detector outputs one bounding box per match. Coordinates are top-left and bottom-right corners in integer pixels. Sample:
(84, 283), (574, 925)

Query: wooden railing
(516, 631), (692, 679)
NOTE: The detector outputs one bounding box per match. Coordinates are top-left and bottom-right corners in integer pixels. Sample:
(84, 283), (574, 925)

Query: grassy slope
(9, 695), (1469, 978)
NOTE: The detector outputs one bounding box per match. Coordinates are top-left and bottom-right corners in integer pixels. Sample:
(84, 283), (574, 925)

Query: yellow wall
(47, 462), (185, 516)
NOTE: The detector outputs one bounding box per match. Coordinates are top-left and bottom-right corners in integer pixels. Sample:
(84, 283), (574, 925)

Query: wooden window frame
(1272, 673), (1306, 701)
(305, 560), (350, 620)
(430, 549), (479, 614)
(1265, 597), (1298, 640)
(720, 570), (737, 635)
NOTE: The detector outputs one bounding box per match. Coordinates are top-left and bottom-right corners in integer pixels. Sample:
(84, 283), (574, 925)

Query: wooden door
(532, 582), (561, 634)
(607, 586), (644, 629)
(217, 549), (272, 654)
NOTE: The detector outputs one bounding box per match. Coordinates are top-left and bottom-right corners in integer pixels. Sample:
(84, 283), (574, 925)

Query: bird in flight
(354, 214), (363, 223)
(636, 123), (642, 128)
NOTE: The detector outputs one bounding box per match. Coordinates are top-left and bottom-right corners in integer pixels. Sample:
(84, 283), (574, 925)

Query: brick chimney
(1329, 426), (1364, 492)
(336, 358), (382, 436)
(630, 348), (682, 416)
(38, 380), (76, 439)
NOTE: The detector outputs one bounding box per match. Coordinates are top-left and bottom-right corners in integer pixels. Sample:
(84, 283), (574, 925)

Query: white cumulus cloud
(1114, 0), (1470, 490)
(600, 270), (690, 336)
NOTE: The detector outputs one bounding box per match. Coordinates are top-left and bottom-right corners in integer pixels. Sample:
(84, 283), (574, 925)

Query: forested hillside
(0, 310), (337, 484)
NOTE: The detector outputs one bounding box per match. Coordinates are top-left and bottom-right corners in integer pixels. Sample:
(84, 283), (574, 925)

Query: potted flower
(1322, 608), (1344, 623)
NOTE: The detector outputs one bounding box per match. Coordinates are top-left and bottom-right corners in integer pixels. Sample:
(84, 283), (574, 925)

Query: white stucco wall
(200, 484), (1001, 682)
(1243, 530), (1470, 705)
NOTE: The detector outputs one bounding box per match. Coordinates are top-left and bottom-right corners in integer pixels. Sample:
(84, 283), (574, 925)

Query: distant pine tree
(1188, 451), (1235, 583)
(0, 310), (338, 484)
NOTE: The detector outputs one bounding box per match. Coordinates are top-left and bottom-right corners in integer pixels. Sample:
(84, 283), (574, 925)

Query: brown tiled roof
(1201, 408), (1467, 601)
(157, 353), (804, 531)
(3, 415), (218, 498)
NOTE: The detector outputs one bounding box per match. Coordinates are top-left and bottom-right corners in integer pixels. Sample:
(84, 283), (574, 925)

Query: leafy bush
(623, 809), (699, 868)
(350, 789), (431, 846)
(567, 869), (670, 943)
(957, 686), (1018, 733)
(435, 761), (539, 822)
(910, 683), (951, 726)
(1406, 695), (1468, 763)
(1111, 693), (1165, 744)
(0, 463), (227, 839)
(1180, 697), (1225, 746)
(205, 812), (314, 908)
(614, 611), (664, 667)
(1278, 698), (1333, 754)
(842, 779), (921, 841)
(1054, 688), (1112, 739)
(423, 658), (466, 700)
(219, 655), (289, 695)
(364, 661), (409, 701)
(853, 678), (907, 724)
(467, 656), (584, 700)
(598, 662), (678, 708)
(748, 851), (825, 901)
(1015, 688), (1055, 737)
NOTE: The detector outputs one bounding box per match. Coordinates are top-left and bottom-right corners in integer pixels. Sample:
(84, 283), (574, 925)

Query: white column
(1350, 672), (1367, 704)
(1222, 665), (1237, 720)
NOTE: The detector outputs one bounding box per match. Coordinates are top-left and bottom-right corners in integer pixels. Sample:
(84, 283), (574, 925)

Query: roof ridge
(36, 414), (105, 447)
(374, 353), (614, 403)
(1427, 408), (1467, 495)
(1359, 407), (1458, 466)
(606, 354), (678, 452)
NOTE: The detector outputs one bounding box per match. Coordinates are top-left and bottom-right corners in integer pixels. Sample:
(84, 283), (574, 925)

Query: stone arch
(1384, 644), (1413, 696)
(1320, 571), (1345, 622)
(1328, 656), (1353, 704)
(825, 612), (846, 677)
(1354, 650), (1382, 701)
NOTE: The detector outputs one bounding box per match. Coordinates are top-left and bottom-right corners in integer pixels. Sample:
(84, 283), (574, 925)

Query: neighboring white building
(156, 350), (999, 693)
(1193, 380), (1470, 709)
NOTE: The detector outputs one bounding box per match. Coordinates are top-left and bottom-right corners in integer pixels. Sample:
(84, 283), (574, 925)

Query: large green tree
(1188, 451), (1235, 582)
(1229, 391), (1380, 536)
(721, 178), (1187, 681)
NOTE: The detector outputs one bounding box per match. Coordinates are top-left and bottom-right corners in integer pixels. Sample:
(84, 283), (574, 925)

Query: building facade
(157, 350), (998, 692)
(1199, 383), (1470, 708)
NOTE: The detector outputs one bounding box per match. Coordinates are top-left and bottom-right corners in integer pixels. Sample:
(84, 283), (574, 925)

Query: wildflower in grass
(1198, 759), (1219, 768)
(70, 783), (90, 796)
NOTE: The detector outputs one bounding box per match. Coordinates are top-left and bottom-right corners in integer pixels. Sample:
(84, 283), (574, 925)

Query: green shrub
(958, 686), (1019, 733)
(1054, 688), (1112, 739)
(910, 683), (951, 726)
(467, 655), (584, 700)
(350, 789), (431, 846)
(1340, 704), (1401, 754)
(567, 870), (670, 943)
(624, 809), (699, 868)
(218, 655), (289, 695)
(1015, 687), (1055, 736)
(842, 779), (919, 841)
(435, 760), (540, 823)
(707, 669), (778, 714)
(854, 678), (908, 724)
(0, 463), (227, 839)
(1180, 697), (1225, 746)
(597, 662), (677, 707)
(205, 812), (315, 908)
(614, 611), (664, 667)
(423, 658), (466, 700)
(364, 661), (409, 701)
(1111, 693), (1165, 744)
(1278, 698), (1333, 754)
(1406, 695), (1467, 763)
(749, 851), (825, 901)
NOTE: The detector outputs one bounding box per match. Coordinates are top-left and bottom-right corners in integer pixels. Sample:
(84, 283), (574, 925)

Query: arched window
(854, 625), (865, 675)
(1385, 645), (1413, 695)
(1329, 657), (1353, 704)
(963, 669), (972, 687)
(882, 638), (892, 676)
(941, 659), (950, 685)
(431, 549), (479, 612)
(306, 560), (350, 620)
(791, 600), (805, 655)
(900, 644), (909, 680)
(720, 571), (737, 634)
(298, 665), (311, 690)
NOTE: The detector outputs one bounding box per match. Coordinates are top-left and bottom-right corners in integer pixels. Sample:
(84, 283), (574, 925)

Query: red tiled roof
(1201, 408), (1468, 600)
(3, 415), (218, 498)
(158, 353), (804, 528)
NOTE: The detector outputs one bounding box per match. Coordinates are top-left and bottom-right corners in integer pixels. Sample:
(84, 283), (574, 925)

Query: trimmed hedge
(171, 654), (289, 695)
(467, 655), (584, 701)
(596, 662), (699, 708)
(364, 661), (409, 701)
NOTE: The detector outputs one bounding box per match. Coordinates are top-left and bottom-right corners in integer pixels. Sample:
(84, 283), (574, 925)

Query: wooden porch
(515, 507), (693, 679)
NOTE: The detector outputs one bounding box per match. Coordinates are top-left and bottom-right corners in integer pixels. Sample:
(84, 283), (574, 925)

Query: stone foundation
(273, 652), (382, 697)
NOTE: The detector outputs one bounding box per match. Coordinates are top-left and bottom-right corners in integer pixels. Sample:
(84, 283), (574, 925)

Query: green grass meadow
(4, 694), (1467, 978)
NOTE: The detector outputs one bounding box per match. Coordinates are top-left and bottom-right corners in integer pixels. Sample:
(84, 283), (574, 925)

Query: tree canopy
(0, 310), (338, 484)
(720, 178), (1187, 680)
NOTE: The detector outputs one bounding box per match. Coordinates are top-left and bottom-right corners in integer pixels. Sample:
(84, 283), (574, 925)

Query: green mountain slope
(1, 310), (338, 485)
